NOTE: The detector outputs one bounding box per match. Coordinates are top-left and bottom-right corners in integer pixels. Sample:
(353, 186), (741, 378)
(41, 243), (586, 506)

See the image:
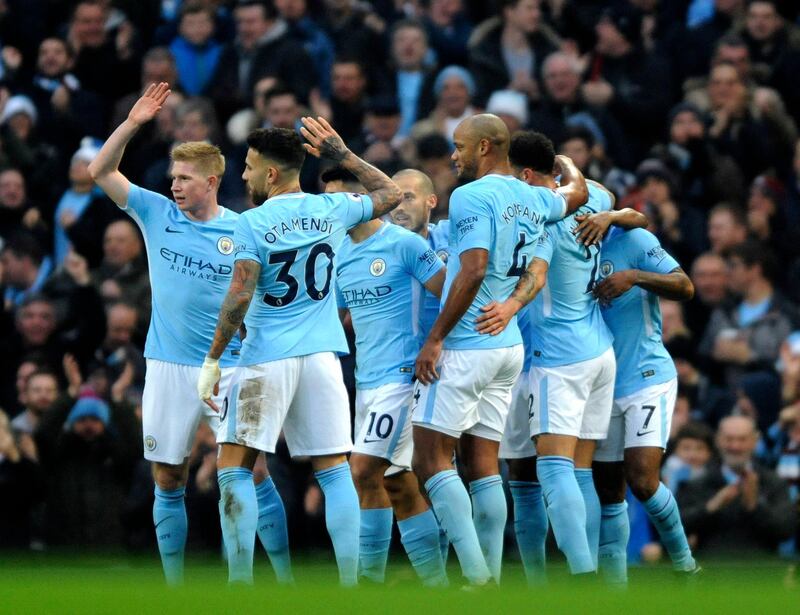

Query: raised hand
(300, 116), (349, 161)
(128, 82), (171, 127)
(63, 353), (83, 398)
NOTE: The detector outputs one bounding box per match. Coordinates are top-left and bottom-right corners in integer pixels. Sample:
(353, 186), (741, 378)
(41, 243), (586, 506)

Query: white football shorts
(529, 347), (616, 440)
(218, 352), (352, 457)
(412, 345), (523, 442)
(499, 370), (538, 459)
(353, 382), (414, 475)
(594, 378), (678, 463)
(142, 358), (235, 464)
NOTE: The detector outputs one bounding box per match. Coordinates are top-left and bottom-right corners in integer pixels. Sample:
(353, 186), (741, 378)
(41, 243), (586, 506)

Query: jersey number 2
(263, 243), (335, 307)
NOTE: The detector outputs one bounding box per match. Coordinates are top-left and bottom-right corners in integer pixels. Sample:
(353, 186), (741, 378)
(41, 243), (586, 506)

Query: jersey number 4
(263, 243), (335, 307)
(506, 233), (528, 277)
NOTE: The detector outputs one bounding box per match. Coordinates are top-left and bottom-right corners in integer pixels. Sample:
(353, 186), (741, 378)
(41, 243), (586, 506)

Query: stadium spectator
(111, 47), (179, 129)
(1, 233), (53, 309)
(557, 126), (635, 197)
(169, 2), (222, 98)
(663, 422), (717, 492)
(582, 3), (672, 161)
(320, 0), (388, 71)
(681, 0), (747, 80)
(0, 170), (48, 249)
(0, 409), (42, 549)
(677, 415), (795, 556)
(707, 202), (748, 256)
(485, 89), (528, 134)
(93, 302), (145, 393)
(468, 0), (560, 106)
(358, 97), (407, 175)
(414, 133), (456, 220)
(384, 19), (438, 137)
(699, 240), (797, 387)
(411, 65), (476, 144)
(9, 369), (58, 462)
(327, 57), (370, 145)
(746, 175), (800, 277)
(35, 355), (140, 548)
(685, 252), (731, 338)
(740, 0), (800, 84)
(420, 0), (473, 69)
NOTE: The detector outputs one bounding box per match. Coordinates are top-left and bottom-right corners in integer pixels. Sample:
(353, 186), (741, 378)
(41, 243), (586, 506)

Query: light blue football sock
(315, 462), (361, 586)
(218, 467), (258, 584)
(439, 526), (449, 565)
(425, 470), (491, 585)
(575, 468), (601, 569)
(509, 480), (548, 585)
(359, 507), (393, 583)
(643, 483), (696, 571)
(255, 477), (293, 584)
(398, 509), (448, 587)
(599, 502), (629, 584)
(537, 456), (594, 574)
(153, 485), (187, 586)
(469, 475), (507, 583)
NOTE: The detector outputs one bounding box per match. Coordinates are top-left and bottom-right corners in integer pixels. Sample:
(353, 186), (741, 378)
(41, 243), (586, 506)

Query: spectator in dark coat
(677, 415), (795, 556)
(0, 409), (42, 549)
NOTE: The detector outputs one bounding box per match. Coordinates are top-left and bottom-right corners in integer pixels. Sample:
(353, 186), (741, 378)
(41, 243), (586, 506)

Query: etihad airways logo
(159, 248), (233, 279)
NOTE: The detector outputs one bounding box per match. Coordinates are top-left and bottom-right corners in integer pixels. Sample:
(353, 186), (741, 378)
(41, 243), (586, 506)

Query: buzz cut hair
(392, 168), (435, 197)
(170, 141), (226, 178)
(509, 131), (556, 175)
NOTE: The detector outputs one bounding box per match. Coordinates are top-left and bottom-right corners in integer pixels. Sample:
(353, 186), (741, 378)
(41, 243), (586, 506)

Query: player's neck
(417, 221), (430, 239)
(529, 173), (557, 190)
(269, 182), (303, 199)
(185, 201), (220, 222)
(478, 158), (513, 179)
(348, 219), (383, 243)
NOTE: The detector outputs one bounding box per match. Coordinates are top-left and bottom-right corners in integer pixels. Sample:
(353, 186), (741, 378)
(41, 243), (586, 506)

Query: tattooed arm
(474, 258), (548, 336)
(198, 259), (261, 410)
(300, 116), (402, 218)
(208, 260), (261, 359)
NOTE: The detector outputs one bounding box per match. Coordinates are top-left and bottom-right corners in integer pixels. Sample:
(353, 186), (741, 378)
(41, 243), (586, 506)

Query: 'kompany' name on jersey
(340, 285), (392, 307)
(159, 248), (233, 279)
(263, 217), (333, 243)
(500, 201), (548, 226)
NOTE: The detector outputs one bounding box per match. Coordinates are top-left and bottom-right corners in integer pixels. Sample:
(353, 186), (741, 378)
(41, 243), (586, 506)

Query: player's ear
(426, 194), (437, 211)
(207, 175), (218, 191)
(266, 165), (279, 185)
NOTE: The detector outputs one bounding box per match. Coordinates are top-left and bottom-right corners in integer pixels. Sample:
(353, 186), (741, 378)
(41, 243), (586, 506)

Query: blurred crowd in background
(0, 0), (798, 565)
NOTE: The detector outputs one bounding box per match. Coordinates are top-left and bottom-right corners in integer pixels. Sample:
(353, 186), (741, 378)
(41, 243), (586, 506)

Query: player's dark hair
(246, 127), (306, 172)
(1, 232), (44, 266)
(729, 240), (778, 282)
(263, 85), (297, 106)
(509, 131), (555, 174)
(320, 166), (359, 185)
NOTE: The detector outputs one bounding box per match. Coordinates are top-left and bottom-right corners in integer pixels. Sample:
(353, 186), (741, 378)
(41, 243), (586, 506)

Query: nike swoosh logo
(362, 438), (386, 444)
(165, 226), (183, 233)
(637, 429), (654, 437)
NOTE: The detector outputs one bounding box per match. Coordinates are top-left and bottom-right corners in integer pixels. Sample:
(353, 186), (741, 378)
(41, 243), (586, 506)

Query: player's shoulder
(127, 183), (176, 209)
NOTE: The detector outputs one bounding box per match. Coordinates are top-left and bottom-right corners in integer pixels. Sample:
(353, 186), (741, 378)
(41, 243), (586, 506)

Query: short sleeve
(335, 279), (346, 309)
(123, 184), (173, 228)
(533, 227), (555, 264)
(233, 213), (262, 264)
(590, 184), (613, 213)
(631, 229), (680, 274)
(327, 192), (374, 229)
(401, 232), (445, 284)
(531, 185), (567, 222)
(450, 188), (492, 254)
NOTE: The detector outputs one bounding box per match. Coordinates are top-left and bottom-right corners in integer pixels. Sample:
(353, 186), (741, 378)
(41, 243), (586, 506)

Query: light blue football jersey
(529, 183), (614, 368)
(233, 191), (373, 366)
(443, 174), (566, 351)
(518, 302), (532, 373)
(336, 222), (444, 389)
(122, 185), (241, 367)
(599, 227), (680, 398)
(420, 219), (450, 338)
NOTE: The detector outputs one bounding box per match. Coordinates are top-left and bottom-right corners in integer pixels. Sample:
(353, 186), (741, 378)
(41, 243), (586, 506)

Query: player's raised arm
(88, 82), (171, 206)
(197, 259), (261, 410)
(300, 116), (401, 218)
(553, 154), (588, 215)
(475, 257), (548, 336)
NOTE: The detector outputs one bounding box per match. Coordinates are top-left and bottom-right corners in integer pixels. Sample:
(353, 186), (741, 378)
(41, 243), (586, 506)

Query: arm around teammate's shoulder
(89, 82), (172, 207)
(554, 154), (588, 215)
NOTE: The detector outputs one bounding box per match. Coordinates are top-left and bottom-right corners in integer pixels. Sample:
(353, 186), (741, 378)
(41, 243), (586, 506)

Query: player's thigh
(411, 349), (490, 439)
(466, 344), (523, 443)
(284, 352), (352, 457)
(218, 359), (299, 453)
(353, 382), (414, 473)
(621, 378), (678, 452)
(579, 348), (617, 440)
(142, 359), (208, 465)
(529, 361), (590, 439)
(500, 370), (538, 460)
(593, 399), (626, 464)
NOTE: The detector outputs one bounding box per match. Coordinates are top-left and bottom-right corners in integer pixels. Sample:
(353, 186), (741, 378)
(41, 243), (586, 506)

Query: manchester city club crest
(600, 261), (614, 277)
(217, 236), (234, 255)
(370, 258), (386, 276)
(144, 435), (157, 451)
(437, 249), (448, 264)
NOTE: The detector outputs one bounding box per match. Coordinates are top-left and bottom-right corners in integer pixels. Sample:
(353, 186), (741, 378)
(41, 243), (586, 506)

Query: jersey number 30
(263, 243), (335, 307)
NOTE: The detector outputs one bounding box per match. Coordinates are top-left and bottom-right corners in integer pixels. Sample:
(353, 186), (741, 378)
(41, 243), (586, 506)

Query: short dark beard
(251, 190), (269, 206)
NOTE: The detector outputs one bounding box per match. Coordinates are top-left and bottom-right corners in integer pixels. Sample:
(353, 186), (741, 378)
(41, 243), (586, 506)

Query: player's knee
(384, 475), (415, 512)
(592, 462), (625, 505)
(627, 473), (659, 502)
(152, 463), (186, 491)
(350, 461), (384, 495)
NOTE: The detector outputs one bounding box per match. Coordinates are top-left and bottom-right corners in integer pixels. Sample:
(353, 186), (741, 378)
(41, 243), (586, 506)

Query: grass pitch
(0, 552), (796, 614)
